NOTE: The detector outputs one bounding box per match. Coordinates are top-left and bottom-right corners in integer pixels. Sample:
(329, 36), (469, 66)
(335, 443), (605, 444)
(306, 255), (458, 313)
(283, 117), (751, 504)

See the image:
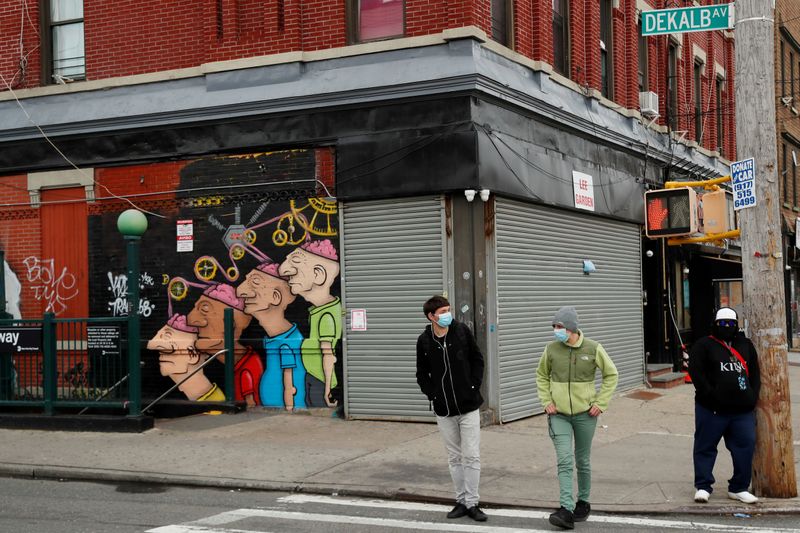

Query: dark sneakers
(467, 505), (488, 522)
(573, 500), (591, 522)
(549, 507), (575, 530)
(446, 503), (468, 519)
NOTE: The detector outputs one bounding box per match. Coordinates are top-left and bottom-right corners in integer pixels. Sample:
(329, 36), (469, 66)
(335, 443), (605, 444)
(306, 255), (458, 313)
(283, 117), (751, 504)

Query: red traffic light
(644, 187), (698, 238)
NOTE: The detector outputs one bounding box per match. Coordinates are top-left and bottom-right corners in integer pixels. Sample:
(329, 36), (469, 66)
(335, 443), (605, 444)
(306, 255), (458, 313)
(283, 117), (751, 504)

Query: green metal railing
(0, 312), (237, 417)
(0, 314), (130, 414)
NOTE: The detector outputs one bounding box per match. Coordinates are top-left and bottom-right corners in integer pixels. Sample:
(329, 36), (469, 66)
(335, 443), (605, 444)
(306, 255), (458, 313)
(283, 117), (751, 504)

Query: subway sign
(642, 4), (734, 36)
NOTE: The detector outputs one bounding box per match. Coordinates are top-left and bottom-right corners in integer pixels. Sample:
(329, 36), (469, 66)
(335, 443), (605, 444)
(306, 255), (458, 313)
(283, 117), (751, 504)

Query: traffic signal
(700, 189), (730, 234)
(644, 187), (698, 237)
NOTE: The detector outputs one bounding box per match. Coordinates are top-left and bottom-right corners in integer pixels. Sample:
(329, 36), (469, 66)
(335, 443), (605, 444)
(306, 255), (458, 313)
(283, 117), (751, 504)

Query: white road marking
(152, 509), (555, 532)
(277, 494), (800, 533)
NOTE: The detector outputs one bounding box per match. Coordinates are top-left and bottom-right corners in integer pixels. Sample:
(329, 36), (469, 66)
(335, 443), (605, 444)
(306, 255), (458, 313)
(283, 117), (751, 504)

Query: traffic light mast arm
(664, 175), (731, 190)
(666, 229), (741, 246)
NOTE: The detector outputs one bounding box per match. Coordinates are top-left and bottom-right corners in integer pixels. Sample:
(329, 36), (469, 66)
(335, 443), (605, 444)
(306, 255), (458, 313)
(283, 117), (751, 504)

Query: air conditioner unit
(639, 91), (659, 118)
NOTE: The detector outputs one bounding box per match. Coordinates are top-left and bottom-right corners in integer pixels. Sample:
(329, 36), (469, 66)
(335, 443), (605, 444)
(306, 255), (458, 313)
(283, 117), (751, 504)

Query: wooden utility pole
(735, 0), (797, 497)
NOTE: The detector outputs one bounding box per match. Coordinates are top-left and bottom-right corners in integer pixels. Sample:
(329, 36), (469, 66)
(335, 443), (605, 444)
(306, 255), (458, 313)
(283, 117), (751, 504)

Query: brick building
(777, 0), (800, 347)
(0, 1), (734, 422)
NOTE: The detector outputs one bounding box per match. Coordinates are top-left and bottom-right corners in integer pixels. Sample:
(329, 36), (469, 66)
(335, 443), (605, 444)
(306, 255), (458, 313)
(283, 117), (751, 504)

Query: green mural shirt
(301, 296), (342, 388)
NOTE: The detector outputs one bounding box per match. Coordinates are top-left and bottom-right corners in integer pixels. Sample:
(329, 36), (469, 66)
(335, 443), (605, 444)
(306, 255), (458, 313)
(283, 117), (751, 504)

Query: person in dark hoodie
(416, 295), (487, 522)
(688, 307), (761, 505)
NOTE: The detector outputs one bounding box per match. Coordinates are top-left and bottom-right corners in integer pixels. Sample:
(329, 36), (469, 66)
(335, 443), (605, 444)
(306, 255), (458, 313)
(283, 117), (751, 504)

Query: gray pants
(436, 408), (481, 508)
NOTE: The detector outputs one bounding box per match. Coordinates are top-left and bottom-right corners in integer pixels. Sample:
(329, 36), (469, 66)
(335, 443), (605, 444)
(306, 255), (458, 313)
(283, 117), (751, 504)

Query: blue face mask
(436, 312), (453, 327)
(553, 328), (569, 343)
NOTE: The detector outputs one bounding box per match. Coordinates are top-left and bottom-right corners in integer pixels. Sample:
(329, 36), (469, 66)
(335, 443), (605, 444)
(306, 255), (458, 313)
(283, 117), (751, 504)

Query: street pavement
(0, 359), (798, 517)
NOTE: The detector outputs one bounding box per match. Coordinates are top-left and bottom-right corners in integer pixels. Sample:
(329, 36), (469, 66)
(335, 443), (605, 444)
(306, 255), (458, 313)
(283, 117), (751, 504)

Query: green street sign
(642, 4), (734, 36)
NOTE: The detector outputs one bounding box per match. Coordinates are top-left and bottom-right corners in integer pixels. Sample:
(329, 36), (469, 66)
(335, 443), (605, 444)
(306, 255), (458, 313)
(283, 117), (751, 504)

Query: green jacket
(536, 331), (618, 415)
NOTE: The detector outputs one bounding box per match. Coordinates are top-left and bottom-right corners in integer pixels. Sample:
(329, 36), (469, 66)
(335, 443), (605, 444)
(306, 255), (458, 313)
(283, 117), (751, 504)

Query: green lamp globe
(117, 209), (148, 236)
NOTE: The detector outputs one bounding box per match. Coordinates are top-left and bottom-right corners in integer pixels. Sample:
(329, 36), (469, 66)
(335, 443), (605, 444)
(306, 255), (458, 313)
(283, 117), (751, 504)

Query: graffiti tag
(106, 272), (155, 317)
(22, 257), (78, 315)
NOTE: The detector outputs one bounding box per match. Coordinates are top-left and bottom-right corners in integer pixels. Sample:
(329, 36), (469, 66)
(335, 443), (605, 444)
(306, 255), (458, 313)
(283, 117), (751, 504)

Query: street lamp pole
(117, 209), (148, 418)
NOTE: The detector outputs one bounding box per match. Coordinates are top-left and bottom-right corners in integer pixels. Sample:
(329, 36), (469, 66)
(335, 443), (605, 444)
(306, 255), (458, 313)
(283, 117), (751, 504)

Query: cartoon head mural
(146, 314), (224, 401)
(237, 261), (306, 410)
(279, 240), (342, 408)
(187, 283), (263, 406)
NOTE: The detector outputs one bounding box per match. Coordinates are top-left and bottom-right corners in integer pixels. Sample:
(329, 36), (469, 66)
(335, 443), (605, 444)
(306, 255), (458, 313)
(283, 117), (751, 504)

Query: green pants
(548, 412), (598, 511)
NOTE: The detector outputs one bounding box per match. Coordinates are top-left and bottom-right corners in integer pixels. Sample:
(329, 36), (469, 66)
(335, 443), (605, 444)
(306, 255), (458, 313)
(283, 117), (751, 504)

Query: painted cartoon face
(236, 270), (289, 314)
(146, 325), (199, 377)
(187, 295), (226, 353)
(279, 248), (316, 295)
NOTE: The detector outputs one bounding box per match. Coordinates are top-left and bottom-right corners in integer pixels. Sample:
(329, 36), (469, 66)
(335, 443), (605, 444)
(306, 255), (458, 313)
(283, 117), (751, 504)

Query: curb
(2, 463), (799, 516)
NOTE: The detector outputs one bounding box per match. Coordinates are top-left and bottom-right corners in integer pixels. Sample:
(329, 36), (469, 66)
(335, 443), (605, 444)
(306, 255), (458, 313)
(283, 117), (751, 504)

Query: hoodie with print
(688, 332), (760, 414)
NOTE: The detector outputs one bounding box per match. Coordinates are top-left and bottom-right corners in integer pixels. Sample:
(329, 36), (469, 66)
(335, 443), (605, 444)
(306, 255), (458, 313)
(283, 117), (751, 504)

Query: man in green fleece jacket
(536, 306), (618, 530)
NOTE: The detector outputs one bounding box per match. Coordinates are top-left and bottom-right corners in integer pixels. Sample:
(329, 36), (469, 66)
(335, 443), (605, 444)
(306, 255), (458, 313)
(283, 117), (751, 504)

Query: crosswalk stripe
(277, 494), (800, 533)
(155, 508), (556, 533)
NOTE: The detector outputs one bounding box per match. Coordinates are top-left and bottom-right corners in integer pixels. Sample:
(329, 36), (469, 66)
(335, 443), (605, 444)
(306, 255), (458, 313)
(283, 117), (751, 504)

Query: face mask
(553, 328), (569, 343)
(713, 324), (737, 342)
(436, 312), (453, 327)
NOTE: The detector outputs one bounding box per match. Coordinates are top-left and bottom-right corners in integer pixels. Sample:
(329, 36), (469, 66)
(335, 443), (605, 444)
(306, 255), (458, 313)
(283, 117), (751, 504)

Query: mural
(86, 150), (342, 412)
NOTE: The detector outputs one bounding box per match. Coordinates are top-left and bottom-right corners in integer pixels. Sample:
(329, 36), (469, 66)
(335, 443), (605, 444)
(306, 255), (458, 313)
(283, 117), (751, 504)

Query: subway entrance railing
(0, 309), (236, 417)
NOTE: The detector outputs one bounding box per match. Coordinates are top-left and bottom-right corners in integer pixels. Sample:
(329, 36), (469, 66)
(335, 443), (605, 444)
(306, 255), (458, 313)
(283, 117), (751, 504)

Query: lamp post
(117, 209), (147, 417)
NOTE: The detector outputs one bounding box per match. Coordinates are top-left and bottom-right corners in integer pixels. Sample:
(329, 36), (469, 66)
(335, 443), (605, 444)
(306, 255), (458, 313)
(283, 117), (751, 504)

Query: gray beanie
(553, 306), (579, 332)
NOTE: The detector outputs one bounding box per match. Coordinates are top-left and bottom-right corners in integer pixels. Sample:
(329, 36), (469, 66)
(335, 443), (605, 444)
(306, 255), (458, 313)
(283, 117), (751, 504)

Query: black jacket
(416, 321), (484, 417)
(688, 333), (761, 414)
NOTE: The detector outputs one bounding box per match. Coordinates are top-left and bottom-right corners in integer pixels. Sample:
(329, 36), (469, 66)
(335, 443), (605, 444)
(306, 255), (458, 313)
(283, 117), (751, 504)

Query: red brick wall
(0, 1), (735, 160)
(0, 0), (42, 89)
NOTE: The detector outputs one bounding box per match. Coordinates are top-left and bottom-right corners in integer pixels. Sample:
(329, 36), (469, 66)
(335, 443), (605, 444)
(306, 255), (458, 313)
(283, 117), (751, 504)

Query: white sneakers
(694, 489), (759, 504)
(728, 491), (759, 504)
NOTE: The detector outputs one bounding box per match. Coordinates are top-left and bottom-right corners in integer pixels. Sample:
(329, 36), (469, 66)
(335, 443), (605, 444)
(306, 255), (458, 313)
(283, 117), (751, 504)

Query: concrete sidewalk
(0, 365), (798, 516)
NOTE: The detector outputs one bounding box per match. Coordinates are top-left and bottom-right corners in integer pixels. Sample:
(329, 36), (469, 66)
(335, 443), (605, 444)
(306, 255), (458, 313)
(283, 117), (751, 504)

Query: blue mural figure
(236, 262), (306, 409)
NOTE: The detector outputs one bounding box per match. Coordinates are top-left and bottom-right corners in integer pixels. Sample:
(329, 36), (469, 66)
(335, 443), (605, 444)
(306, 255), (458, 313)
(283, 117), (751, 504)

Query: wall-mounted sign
(0, 327), (42, 355)
(87, 326), (121, 358)
(351, 309), (367, 331)
(572, 171), (595, 212)
(177, 219), (194, 252)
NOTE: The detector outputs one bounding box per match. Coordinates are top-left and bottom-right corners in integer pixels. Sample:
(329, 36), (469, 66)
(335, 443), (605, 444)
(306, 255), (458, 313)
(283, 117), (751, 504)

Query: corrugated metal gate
(494, 198), (644, 422)
(342, 196), (448, 421)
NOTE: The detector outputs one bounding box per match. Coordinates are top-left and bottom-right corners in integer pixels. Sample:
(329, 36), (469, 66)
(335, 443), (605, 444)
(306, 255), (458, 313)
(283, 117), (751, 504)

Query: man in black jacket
(688, 307), (761, 505)
(416, 295), (487, 522)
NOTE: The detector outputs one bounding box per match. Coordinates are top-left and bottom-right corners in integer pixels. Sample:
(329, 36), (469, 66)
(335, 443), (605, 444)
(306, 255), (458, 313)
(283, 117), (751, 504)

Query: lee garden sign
(642, 4), (734, 36)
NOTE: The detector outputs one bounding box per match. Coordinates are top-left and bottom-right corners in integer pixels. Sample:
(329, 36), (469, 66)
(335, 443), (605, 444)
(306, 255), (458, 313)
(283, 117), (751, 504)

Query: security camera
(464, 189), (477, 202)
(479, 189), (491, 202)
(645, 250), (654, 258)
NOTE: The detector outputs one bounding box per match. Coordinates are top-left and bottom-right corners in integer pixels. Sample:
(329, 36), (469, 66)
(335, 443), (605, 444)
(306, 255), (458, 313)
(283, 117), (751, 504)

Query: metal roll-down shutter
(494, 198), (644, 422)
(342, 196), (447, 421)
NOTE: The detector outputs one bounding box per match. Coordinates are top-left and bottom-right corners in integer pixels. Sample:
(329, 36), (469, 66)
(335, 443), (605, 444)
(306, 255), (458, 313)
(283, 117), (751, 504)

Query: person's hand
(545, 403), (557, 415)
(588, 405), (603, 417)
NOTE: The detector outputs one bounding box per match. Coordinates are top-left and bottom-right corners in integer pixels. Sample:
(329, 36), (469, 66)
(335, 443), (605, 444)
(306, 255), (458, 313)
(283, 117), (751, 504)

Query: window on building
(348, 0), (404, 43)
(637, 20), (648, 92)
(794, 148), (798, 206)
(781, 40), (786, 98)
(694, 61), (703, 144)
(553, 0), (569, 76)
(600, 0), (613, 99)
(716, 77), (724, 156)
(668, 42), (678, 131)
(783, 143), (788, 203)
(491, 0), (512, 47)
(789, 51), (797, 107)
(42, 0), (85, 83)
